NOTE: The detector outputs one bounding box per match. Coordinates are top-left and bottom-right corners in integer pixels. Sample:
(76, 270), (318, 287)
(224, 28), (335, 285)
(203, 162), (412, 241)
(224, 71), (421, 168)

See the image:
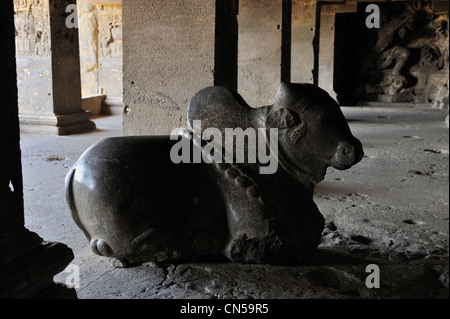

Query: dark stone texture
(0, 229), (77, 299)
(66, 83), (363, 265)
(0, 0), (24, 235)
(214, 0), (238, 90)
(0, 1), (77, 299)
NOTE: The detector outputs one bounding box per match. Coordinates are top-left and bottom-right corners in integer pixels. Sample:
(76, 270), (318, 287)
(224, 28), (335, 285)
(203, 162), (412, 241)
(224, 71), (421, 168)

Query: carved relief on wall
(78, 1), (122, 97)
(293, 0), (317, 21)
(98, 5), (122, 58)
(293, 0), (317, 8)
(365, 1), (449, 103)
(14, 0), (51, 57)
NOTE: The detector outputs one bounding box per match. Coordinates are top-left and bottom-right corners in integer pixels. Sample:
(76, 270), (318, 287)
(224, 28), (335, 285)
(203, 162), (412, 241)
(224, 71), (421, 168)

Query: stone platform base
(82, 95), (106, 117)
(102, 96), (124, 116)
(19, 111), (96, 135)
(0, 228), (77, 299)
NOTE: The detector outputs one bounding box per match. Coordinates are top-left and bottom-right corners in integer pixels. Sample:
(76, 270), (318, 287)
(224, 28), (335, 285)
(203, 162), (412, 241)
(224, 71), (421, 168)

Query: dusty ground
(20, 106), (449, 300)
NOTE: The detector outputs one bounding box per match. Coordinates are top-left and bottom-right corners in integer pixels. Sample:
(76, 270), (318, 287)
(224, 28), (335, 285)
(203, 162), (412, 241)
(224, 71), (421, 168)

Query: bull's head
(266, 83), (364, 184)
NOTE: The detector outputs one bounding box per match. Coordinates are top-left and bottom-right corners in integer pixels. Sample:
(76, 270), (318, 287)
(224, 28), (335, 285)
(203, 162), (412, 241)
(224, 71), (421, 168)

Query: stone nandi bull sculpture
(66, 83), (363, 265)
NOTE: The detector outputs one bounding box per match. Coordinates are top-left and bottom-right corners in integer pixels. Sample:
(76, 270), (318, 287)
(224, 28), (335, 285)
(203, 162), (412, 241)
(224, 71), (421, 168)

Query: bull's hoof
(224, 234), (295, 264)
(112, 258), (135, 268)
(90, 238), (114, 257)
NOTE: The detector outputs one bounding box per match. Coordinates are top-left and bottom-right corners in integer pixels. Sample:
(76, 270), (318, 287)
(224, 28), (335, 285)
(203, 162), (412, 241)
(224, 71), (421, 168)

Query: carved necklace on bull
(178, 128), (265, 205)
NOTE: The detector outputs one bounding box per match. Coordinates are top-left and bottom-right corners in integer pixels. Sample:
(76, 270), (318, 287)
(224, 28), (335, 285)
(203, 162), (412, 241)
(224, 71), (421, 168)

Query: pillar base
(102, 96), (124, 116)
(0, 228), (77, 299)
(19, 111), (97, 135)
(82, 95), (106, 116)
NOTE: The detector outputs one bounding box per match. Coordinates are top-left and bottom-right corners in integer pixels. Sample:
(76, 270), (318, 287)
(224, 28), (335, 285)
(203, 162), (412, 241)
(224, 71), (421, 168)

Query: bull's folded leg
(221, 190), (325, 264)
(223, 215), (324, 264)
(224, 232), (296, 264)
(293, 206), (325, 257)
(220, 196), (298, 263)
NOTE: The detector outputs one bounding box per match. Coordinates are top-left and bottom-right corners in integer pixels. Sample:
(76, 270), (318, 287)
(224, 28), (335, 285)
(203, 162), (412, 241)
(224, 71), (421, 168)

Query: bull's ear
(266, 108), (300, 129)
(289, 122), (307, 144)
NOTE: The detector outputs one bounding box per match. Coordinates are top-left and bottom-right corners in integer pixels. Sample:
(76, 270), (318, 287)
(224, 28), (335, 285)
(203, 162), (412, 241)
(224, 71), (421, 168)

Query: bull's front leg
(209, 162), (298, 264)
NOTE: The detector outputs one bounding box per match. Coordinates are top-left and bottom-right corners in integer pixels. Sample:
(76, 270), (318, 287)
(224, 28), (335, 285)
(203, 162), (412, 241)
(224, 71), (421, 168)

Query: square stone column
(15, 0), (96, 135)
(291, 0), (317, 84)
(1, 0), (76, 298)
(215, 0), (239, 91)
(238, 0), (283, 107)
(122, 0), (215, 136)
(317, 10), (337, 99)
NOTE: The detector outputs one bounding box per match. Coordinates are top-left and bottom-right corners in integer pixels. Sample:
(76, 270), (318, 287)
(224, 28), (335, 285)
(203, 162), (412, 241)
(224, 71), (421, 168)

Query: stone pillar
(238, 0), (283, 107)
(15, 0), (96, 135)
(2, 2), (25, 236)
(291, 0), (317, 84)
(318, 9), (336, 99)
(1, 0), (76, 298)
(215, 0), (239, 91)
(122, 0), (215, 135)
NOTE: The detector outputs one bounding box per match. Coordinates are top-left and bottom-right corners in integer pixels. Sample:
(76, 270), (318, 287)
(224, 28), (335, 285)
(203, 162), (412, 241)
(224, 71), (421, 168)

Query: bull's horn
(273, 82), (309, 114)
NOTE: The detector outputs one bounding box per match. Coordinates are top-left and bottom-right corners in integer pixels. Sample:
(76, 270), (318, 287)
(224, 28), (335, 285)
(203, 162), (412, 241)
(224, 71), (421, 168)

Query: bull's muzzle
(331, 139), (364, 170)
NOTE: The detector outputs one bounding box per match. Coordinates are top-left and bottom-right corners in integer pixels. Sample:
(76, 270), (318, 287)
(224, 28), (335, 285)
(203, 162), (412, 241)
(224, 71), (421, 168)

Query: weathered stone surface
(122, 0), (215, 136)
(78, 0), (123, 100)
(318, 12), (336, 99)
(0, 229), (77, 299)
(78, 1), (99, 96)
(14, 0), (51, 57)
(238, 0), (283, 107)
(66, 83), (363, 265)
(291, 1), (316, 84)
(120, 247), (448, 299)
(82, 94), (106, 116)
(14, 0), (53, 122)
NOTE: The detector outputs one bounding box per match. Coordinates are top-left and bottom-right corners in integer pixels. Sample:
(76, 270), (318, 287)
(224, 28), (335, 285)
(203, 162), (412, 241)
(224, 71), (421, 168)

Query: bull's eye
(315, 113), (328, 125)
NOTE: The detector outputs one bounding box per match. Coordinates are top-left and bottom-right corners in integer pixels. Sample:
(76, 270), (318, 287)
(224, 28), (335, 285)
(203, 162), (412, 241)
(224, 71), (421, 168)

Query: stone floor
(20, 106), (449, 300)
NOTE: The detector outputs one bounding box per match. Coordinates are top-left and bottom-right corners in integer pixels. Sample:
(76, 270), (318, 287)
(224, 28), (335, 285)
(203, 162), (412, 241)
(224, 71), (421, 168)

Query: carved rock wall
(14, 0), (54, 121)
(78, 0), (122, 100)
(335, 0), (449, 106)
(14, 0), (122, 110)
(14, 0), (51, 57)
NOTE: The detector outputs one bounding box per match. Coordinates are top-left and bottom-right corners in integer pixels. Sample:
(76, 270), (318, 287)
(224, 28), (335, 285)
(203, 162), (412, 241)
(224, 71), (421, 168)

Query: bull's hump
(188, 86), (252, 131)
